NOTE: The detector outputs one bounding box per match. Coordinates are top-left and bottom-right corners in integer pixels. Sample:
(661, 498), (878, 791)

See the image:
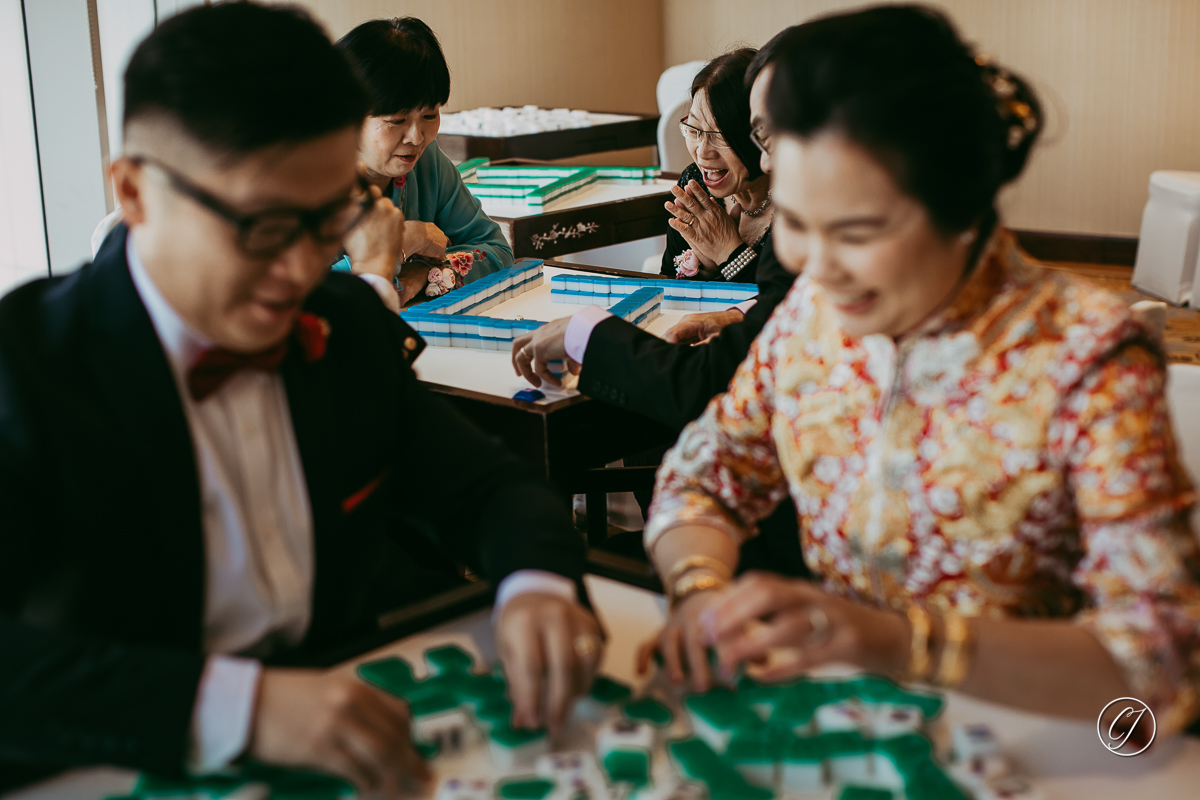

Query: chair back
(655, 61), (706, 172)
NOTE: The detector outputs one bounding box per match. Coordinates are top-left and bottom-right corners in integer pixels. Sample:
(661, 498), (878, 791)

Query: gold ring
(522, 347), (533, 359)
(807, 606), (830, 644)
(573, 634), (600, 659)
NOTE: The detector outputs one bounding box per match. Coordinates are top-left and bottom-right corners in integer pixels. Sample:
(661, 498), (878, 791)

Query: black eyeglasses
(750, 123), (773, 155)
(129, 155), (375, 257)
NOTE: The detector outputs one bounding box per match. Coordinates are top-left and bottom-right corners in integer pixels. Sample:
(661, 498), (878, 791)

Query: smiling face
(685, 89), (750, 198)
(360, 105), (442, 181)
(115, 120), (361, 352)
(771, 131), (973, 339)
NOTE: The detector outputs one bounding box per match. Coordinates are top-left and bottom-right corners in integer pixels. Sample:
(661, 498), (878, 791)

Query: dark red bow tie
(187, 343), (288, 401)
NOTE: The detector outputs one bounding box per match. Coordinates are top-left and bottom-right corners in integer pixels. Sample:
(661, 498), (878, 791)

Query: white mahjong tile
(870, 703), (925, 738)
(414, 710), (476, 755)
(598, 719), (654, 756)
(815, 700), (870, 734)
(436, 777), (492, 800)
(952, 723), (1001, 761)
(949, 754), (1011, 790)
(537, 751), (605, 786)
(827, 753), (871, 785)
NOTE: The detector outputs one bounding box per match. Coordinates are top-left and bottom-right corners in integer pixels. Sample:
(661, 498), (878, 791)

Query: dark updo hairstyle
(767, 4), (1042, 238)
(124, 1), (368, 157)
(337, 17), (451, 116)
(690, 49), (764, 182)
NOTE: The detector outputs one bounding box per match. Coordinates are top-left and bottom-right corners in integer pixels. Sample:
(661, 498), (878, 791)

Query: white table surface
(411, 266), (693, 405)
(479, 180), (674, 221)
(9, 576), (1198, 800)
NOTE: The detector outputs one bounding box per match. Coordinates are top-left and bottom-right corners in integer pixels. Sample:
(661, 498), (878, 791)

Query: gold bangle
(905, 605), (933, 683)
(934, 611), (975, 688)
(670, 571), (728, 609)
(663, 555), (734, 589)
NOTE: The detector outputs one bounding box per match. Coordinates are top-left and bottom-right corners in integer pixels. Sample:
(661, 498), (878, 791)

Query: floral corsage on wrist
(673, 249), (699, 279)
(421, 249), (483, 297)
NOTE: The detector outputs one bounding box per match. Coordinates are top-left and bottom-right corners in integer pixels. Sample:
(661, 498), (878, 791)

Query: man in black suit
(0, 4), (599, 795)
(509, 40), (808, 577)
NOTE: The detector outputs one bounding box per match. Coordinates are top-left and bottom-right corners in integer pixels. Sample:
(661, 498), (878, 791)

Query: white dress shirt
(125, 236), (573, 773)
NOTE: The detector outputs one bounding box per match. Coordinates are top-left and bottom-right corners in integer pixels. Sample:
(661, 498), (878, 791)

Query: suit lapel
(82, 225), (206, 649)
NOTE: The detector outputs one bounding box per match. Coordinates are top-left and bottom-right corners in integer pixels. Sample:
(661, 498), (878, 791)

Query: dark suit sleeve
(0, 316), (205, 778)
(380, 322), (585, 590)
(579, 237), (795, 431)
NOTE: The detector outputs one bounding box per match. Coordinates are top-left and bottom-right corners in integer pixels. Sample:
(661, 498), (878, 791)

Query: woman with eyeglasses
(661, 49), (773, 286)
(334, 18), (514, 306)
(643, 4), (1200, 741)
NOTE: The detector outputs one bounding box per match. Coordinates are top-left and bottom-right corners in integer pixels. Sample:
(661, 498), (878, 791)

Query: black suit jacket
(0, 226), (584, 785)
(579, 236), (796, 431)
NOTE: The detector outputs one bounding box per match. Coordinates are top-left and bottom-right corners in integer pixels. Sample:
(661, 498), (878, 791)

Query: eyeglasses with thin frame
(679, 117), (731, 150)
(750, 123), (774, 155)
(129, 155), (376, 257)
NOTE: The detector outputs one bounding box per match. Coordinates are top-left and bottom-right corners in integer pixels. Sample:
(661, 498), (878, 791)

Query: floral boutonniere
(673, 248), (699, 278)
(294, 313), (331, 362)
(423, 249), (484, 297)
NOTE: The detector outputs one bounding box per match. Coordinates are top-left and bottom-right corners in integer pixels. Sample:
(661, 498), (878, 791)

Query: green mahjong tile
(780, 733), (827, 764)
(821, 730), (871, 757)
(457, 674), (508, 706)
(426, 645), (476, 674)
(488, 724), (548, 747)
(685, 689), (763, 730)
(590, 675), (634, 704)
(726, 729), (782, 765)
(356, 657), (418, 696)
(241, 763), (354, 800)
(409, 688), (461, 717)
(846, 675), (900, 704)
(623, 697), (673, 727)
(873, 733), (932, 771)
(475, 696), (514, 727)
(836, 786), (893, 800)
(667, 739), (774, 800)
(496, 778), (556, 800)
(603, 749), (651, 786)
(133, 774), (245, 798)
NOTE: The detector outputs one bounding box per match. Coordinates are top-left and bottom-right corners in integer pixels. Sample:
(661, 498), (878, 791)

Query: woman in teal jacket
(336, 17), (513, 303)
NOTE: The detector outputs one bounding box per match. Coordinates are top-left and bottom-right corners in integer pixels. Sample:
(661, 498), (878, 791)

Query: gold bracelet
(905, 605), (933, 683)
(670, 571), (728, 609)
(663, 555), (734, 590)
(934, 611), (975, 688)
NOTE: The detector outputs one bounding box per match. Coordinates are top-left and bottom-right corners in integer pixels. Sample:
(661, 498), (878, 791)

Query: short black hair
(745, 25), (802, 89)
(767, 4), (1042, 235)
(337, 17), (451, 116)
(123, 1), (368, 156)
(690, 49), (763, 182)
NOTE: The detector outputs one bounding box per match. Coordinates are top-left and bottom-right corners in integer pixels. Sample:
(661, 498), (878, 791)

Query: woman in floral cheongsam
(643, 5), (1200, 739)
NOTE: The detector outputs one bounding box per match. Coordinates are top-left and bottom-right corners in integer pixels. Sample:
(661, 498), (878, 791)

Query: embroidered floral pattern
(674, 249), (700, 278)
(646, 232), (1200, 732)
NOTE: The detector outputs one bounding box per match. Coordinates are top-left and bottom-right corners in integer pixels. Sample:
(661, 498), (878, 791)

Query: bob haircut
(689, 48), (764, 182)
(766, 4), (1042, 237)
(337, 17), (451, 116)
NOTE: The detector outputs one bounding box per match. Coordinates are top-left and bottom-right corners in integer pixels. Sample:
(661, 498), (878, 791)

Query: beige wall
(664, 0), (1200, 237)
(282, 1), (1198, 237)
(277, 0), (662, 115)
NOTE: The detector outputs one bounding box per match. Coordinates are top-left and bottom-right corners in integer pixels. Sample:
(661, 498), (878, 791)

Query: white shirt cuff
(189, 655), (263, 774)
(358, 273), (402, 314)
(733, 298), (757, 315)
(493, 569), (578, 623)
(564, 305), (613, 364)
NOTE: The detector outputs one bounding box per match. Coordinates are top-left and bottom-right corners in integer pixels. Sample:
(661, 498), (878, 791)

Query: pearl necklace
(743, 190), (772, 217)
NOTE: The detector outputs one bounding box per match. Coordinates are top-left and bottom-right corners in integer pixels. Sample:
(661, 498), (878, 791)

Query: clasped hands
(248, 593), (602, 798)
(639, 572), (911, 693)
(665, 180), (745, 268)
